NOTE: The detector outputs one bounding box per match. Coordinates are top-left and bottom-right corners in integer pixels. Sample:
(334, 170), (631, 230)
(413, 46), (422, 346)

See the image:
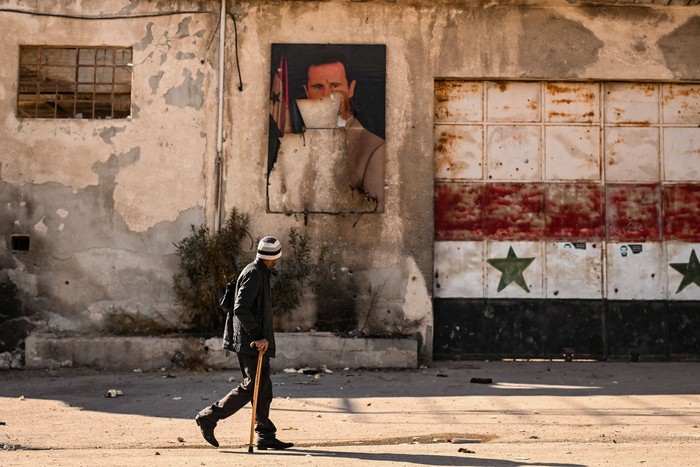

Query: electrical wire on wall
(229, 12), (243, 92)
(0, 8), (214, 20)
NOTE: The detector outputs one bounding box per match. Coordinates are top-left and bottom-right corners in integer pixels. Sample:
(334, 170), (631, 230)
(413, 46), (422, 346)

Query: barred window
(18, 46), (132, 119)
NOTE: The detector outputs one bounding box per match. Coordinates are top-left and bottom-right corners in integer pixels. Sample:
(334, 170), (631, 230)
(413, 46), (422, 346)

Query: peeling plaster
(176, 17), (191, 37)
(164, 69), (205, 109)
(517, 11), (603, 78)
(658, 16), (700, 79)
(97, 126), (127, 145)
(134, 22), (155, 52)
(149, 71), (165, 94)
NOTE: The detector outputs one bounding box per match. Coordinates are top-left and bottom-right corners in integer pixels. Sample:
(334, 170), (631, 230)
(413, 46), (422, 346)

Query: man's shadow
(222, 447), (583, 467)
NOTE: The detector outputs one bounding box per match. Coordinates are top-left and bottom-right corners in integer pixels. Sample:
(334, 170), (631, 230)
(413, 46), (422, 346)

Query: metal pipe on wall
(214, 0), (226, 231)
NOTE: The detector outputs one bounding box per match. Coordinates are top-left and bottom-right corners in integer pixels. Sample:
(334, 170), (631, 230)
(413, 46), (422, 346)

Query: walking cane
(248, 346), (265, 453)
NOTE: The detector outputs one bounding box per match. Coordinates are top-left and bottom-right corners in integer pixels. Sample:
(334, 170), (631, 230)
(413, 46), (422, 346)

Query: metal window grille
(17, 46), (132, 119)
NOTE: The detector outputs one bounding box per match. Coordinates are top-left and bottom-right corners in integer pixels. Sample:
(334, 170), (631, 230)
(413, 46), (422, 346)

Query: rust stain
(663, 84), (700, 105)
(547, 83), (573, 95)
(434, 131), (468, 175)
(435, 81), (480, 103)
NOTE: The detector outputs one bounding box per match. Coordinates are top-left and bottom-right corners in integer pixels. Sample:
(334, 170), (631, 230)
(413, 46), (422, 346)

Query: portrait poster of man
(267, 44), (386, 214)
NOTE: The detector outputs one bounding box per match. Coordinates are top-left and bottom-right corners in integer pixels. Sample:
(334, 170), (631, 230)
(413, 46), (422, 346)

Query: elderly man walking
(195, 236), (293, 451)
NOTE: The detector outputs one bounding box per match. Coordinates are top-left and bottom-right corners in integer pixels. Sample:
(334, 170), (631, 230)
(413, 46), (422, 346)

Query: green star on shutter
(487, 246), (535, 293)
(670, 249), (700, 294)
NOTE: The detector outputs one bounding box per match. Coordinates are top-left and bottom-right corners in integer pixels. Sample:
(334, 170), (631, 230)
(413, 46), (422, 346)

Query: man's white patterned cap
(256, 236), (282, 260)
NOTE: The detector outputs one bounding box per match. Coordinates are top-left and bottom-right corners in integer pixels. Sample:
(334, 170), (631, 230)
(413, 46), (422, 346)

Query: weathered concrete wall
(0, 1), (219, 332)
(223, 0), (699, 362)
(1, 1), (698, 364)
(24, 332), (418, 370)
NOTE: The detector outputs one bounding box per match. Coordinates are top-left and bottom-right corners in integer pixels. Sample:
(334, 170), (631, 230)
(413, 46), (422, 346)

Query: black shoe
(195, 415), (219, 448)
(256, 437), (294, 450)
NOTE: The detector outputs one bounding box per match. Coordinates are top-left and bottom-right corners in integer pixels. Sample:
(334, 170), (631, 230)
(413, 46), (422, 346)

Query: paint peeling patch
(164, 69), (205, 110)
(33, 217), (47, 235)
(664, 184), (700, 241)
(518, 12), (603, 78)
(658, 16), (700, 79)
(606, 184), (661, 242)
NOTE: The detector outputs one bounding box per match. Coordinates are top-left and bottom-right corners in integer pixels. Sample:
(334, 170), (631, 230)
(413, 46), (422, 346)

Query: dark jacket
(222, 258), (276, 358)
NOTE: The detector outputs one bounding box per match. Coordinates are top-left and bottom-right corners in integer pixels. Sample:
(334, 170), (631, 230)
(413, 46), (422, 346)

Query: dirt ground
(1, 360), (699, 466)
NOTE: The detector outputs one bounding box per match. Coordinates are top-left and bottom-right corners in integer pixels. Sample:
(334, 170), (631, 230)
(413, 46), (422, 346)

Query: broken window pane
(17, 45), (132, 119)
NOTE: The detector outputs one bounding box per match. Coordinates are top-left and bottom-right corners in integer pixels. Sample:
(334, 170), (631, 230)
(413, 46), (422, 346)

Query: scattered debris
(155, 451), (160, 455)
(436, 373), (448, 377)
(470, 377), (493, 384)
(133, 368), (143, 373)
(284, 366), (333, 375)
(172, 351), (185, 366)
(104, 389), (124, 398)
(177, 437), (185, 443)
(451, 438), (481, 444)
(458, 448), (475, 453)
(18, 395), (25, 401)
(0, 350), (24, 370)
(172, 397), (182, 401)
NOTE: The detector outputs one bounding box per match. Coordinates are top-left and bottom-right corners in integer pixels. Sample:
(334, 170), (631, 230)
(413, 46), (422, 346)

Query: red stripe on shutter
(664, 184), (700, 241)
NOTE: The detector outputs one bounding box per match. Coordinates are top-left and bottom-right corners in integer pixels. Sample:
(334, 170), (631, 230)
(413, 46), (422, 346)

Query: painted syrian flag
(433, 182), (700, 301)
(432, 81), (700, 302)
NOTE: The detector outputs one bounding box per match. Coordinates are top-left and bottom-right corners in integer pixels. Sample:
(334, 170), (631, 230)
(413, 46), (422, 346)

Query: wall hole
(11, 235), (30, 252)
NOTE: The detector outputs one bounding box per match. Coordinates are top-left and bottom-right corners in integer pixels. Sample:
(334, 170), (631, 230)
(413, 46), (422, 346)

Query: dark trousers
(198, 353), (276, 437)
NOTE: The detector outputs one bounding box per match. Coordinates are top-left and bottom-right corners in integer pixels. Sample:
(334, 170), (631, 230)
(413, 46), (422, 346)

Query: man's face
(304, 61), (356, 119)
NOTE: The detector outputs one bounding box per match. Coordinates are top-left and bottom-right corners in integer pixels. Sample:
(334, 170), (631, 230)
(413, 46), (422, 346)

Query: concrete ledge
(24, 332), (418, 370)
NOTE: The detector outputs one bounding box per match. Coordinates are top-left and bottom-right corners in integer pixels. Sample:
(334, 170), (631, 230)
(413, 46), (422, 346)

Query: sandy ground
(1, 361), (699, 466)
